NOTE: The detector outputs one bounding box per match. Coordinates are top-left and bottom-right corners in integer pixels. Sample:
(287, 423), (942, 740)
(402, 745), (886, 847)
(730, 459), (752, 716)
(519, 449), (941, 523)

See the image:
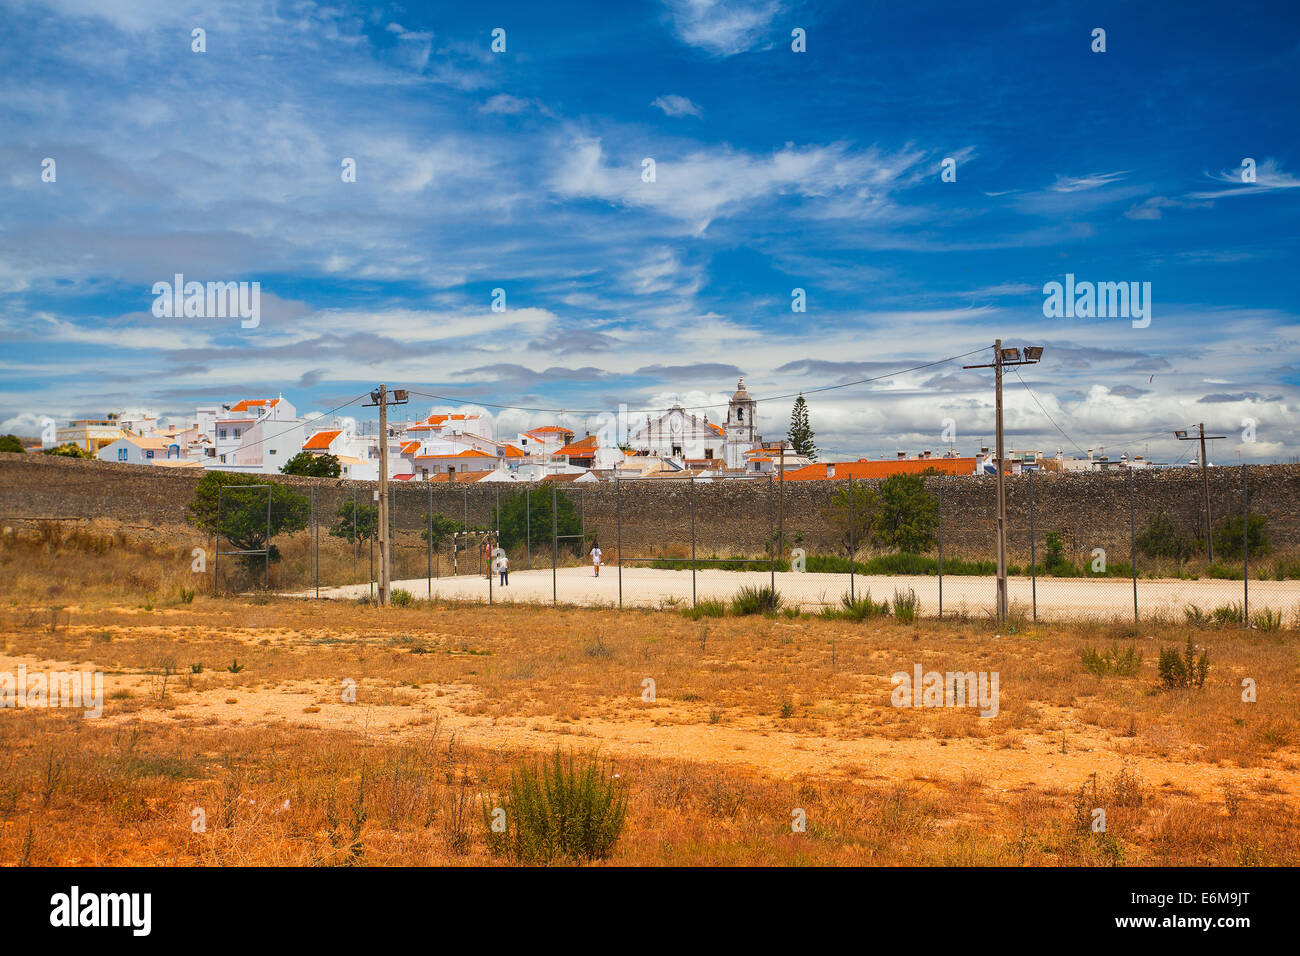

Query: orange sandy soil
(1, 596), (1298, 866)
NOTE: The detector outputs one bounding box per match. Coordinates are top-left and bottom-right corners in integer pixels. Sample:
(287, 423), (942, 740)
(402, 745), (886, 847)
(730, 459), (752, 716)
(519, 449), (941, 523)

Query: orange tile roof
(414, 449), (495, 460)
(303, 429), (342, 451)
(553, 435), (599, 458)
(501, 444), (525, 458)
(400, 441), (420, 455)
(784, 458), (976, 480)
(525, 425), (573, 437)
(425, 470), (493, 483)
(227, 398), (279, 413)
(707, 422), (724, 436)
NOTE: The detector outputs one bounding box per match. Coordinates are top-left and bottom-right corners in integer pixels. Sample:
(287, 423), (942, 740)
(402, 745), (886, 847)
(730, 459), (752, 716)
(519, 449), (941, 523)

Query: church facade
(627, 377), (758, 468)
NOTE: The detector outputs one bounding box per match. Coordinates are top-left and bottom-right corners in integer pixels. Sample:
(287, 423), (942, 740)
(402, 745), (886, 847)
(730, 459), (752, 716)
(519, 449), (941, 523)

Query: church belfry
(725, 377), (756, 468)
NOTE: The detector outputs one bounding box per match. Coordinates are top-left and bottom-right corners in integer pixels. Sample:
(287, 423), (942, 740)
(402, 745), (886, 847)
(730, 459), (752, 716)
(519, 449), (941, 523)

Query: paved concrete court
(297, 566), (1294, 621)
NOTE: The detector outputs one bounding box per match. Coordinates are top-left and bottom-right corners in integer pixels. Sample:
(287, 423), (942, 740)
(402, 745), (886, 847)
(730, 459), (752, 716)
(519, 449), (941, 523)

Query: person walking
(590, 542), (602, 577)
(496, 550), (509, 587)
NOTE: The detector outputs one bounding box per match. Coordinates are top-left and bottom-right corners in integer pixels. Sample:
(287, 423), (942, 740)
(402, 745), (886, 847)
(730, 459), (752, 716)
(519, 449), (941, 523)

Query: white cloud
(1051, 171), (1130, 193)
(651, 94), (703, 119)
(661, 0), (784, 57)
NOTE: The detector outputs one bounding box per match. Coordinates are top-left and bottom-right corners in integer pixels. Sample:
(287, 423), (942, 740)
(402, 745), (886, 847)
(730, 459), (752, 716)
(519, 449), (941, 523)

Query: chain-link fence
(15, 464), (1291, 626)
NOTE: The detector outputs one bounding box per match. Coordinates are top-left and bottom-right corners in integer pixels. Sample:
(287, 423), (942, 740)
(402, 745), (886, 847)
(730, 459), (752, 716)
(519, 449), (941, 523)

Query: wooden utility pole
(964, 341), (1044, 622)
(364, 385), (408, 606)
(1175, 423), (1225, 563)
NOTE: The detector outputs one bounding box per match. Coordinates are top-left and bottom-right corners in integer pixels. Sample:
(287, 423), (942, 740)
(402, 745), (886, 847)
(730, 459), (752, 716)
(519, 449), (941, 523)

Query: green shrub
(1044, 532), (1067, 573)
(730, 585), (782, 616)
(1212, 513), (1271, 562)
(824, 590), (890, 621)
(1184, 604), (1207, 626)
(681, 599), (726, 619)
(1080, 643), (1143, 678)
(178, 586), (195, 604)
(1251, 608), (1282, 632)
(1136, 509), (1195, 562)
(892, 587), (919, 623)
(1212, 602), (1244, 626)
(390, 588), (413, 607)
(483, 749), (628, 864)
(1158, 636), (1208, 689)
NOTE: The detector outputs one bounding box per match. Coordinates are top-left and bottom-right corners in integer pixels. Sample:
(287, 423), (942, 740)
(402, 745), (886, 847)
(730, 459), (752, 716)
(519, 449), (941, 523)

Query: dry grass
(1, 527), (1298, 865)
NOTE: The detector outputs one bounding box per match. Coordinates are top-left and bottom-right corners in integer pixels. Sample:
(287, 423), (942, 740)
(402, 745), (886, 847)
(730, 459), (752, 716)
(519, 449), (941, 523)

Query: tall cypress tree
(787, 395), (817, 460)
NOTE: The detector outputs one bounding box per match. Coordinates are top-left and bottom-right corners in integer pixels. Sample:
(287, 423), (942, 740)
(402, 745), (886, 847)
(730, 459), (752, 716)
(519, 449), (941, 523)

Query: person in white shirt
(495, 551), (509, 586)
(589, 544), (602, 577)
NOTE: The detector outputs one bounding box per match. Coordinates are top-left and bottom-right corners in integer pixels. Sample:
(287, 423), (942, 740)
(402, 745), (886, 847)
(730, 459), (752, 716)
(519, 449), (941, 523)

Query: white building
(627, 377), (758, 469)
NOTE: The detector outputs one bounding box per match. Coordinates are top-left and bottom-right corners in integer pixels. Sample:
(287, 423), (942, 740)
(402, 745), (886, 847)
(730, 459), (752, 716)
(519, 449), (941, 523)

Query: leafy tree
(825, 482), (875, 556)
(0, 434), (25, 453)
(280, 451), (341, 477)
(330, 500), (378, 544)
(826, 472), (939, 554)
(496, 488), (582, 552)
(187, 471), (309, 571)
(1212, 512), (1270, 562)
(1043, 532), (1068, 572)
(866, 472), (939, 553)
(43, 442), (94, 459)
(420, 512), (461, 547)
(1136, 508), (1194, 562)
(786, 395), (817, 460)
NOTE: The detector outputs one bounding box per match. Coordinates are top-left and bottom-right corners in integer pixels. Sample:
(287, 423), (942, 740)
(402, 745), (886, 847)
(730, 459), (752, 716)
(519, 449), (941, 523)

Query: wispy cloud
(651, 93), (704, 118)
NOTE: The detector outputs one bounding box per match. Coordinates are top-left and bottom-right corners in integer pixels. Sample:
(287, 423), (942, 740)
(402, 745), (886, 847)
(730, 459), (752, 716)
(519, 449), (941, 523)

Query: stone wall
(2, 452), (1296, 565)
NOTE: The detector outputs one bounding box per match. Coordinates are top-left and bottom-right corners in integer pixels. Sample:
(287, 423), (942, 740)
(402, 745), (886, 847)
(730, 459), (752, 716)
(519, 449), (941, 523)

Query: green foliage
(786, 394), (817, 460)
(823, 590), (889, 621)
(1212, 512), (1271, 562)
(1251, 608), (1282, 631)
(178, 587), (195, 604)
(1080, 643), (1143, 678)
(1157, 636), (1208, 689)
(0, 434), (25, 453)
(681, 599), (726, 619)
(891, 587), (919, 623)
(280, 451), (341, 477)
(186, 472), (309, 570)
(1043, 532), (1067, 573)
(43, 442), (94, 459)
(1211, 602), (1244, 626)
(227, 659), (244, 673)
(495, 488), (582, 552)
(330, 500), (377, 543)
(483, 749), (628, 864)
(730, 584), (782, 616)
(1135, 509), (1195, 562)
(390, 588), (413, 607)
(827, 472), (939, 555)
(419, 512), (460, 546)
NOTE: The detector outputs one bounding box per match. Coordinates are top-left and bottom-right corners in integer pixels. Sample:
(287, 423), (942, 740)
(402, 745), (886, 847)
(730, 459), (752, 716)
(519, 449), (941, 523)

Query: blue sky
(1, 0), (1297, 462)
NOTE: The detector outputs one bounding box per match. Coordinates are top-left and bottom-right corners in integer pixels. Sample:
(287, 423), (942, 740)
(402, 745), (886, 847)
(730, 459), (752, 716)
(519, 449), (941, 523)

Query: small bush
(190, 662), (203, 674)
(1251, 608), (1282, 632)
(390, 588), (413, 607)
(892, 587), (919, 623)
(1080, 643), (1143, 678)
(178, 587), (195, 604)
(681, 599), (726, 619)
(483, 749), (628, 864)
(1044, 532), (1067, 573)
(227, 659), (244, 673)
(827, 591), (889, 621)
(1183, 604), (1207, 626)
(1158, 636), (1208, 689)
(1212, 602), (1244, 626)
(730, 585), (782, 616)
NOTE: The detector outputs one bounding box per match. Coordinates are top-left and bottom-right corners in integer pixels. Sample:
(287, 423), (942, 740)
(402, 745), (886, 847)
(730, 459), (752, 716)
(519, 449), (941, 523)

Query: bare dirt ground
(300, 566), (1293, 622)
(2, 588), (1298, 866)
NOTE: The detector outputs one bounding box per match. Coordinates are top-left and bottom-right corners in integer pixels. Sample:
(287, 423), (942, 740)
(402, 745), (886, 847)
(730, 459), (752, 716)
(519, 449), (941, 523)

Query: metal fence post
(616, 477), (623, 609)
(312, 485), (318, 598)
(768, 474), (775, 593)
(1129, 467), (1138, 624)
(551, 483), (558, 606)
(352, 488), (358, 584)
(937, 476), (943, 618)
(463, 487), (469, 576)
(427, 483), (432, 600)
(526, 488), (532, 571)
(1242, 464), (1249, 627)
(215, 486), (221, 596)
(690, 473), (697, 608)
(1029, 467), (1036, 622)
(264, 485), (272, 590)
(847, 476), (857, 600)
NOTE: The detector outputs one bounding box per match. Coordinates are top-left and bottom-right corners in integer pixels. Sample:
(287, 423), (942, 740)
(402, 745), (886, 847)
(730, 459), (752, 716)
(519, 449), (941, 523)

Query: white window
(218, 429), (227, 439)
